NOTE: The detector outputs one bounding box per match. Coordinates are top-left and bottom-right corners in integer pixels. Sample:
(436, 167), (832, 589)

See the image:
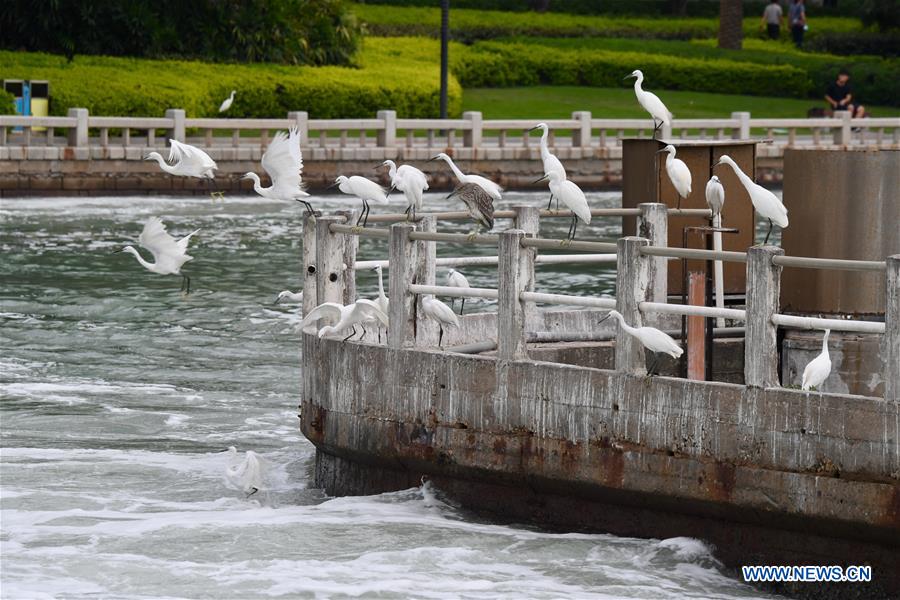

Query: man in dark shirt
(825, 70), (866, 118)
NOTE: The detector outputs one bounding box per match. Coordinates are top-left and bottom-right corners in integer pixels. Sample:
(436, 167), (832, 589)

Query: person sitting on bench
(825, 70), (866, 118)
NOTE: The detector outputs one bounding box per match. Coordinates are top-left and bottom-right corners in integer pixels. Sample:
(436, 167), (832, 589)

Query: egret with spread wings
(146, 139), (217, 179)
(242, 127), (312, 213)
(115, 217), (200, 294)
(299, 299), (389, 341)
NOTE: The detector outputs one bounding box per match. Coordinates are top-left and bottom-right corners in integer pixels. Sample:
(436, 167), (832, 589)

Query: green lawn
(463, 86), (900, 119)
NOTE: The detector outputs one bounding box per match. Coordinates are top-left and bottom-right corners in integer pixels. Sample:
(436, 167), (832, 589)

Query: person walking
(789, 0), (807, 47)
(762, 0), (784, 40)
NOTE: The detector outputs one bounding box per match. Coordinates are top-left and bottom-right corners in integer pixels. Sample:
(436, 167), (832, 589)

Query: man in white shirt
(762, 0), (784, 40)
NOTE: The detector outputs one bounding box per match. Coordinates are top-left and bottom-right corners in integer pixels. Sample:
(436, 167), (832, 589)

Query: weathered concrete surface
(301, 332), (900, 598)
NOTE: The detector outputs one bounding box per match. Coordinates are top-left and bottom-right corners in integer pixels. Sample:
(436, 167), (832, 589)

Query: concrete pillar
(388, 223), (418, 349)
(377, 110), (396, 148)
(731, 111), (750, 140)
(463, 111), (483, 149)
(572, 111), (592, 148)
(886, 255), (900, 402)
(67, 108), (88, 147)
(745, 245), (783, 388)
(165, 109), (185, 143)
(833, 110), (852, 146)
(415, 216), (439, 347)
(336, 210), (359, 305)
(315, 216), (346, 306)
(302, 214), (319, 317)
(288, 111), (309, 147)
(615, 237), (651, 374)
(498, 230), (533, 360)
(637, 203), (668, 323)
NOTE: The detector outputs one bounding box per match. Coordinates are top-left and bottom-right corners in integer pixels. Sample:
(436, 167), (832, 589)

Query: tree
(718, 0), (744, 50)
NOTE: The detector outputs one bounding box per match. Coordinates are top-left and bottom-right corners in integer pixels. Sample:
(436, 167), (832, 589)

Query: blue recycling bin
(4, 80), (29, 132)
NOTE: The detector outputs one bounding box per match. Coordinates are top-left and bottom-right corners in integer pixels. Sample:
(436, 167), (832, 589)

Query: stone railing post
(377, 110), (396, 148)
(498, 230), (533, 360)
(67, 108), (88, 147)
(616, 237), (651, 374)
(463, 111), (482, 149)
(388, 223), (418, 349)
(745, 246), (784, 388)
(314, 216), (347, 306)
(833, 110), (851, 145)
(302, 214), (318, 317)
(637, 203), (668, 326)
(885, 255), (900, 402)
(731, 111), (750, 139)
(513, 203), (539, 299)
(571, 111), (592, 148)
(415, 215), (439, 346)
(165, 108), (185, 143)
(288, 111), (309, 147)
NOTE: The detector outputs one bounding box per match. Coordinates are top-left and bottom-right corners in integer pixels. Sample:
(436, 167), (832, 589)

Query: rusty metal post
(616, 236), (651, 374)
(315, 216), (346, 306)
(686, 272), (706, 380)
(415, 215), (439, 347)
(498, 230), (532, 360)
(745, 245), (784, 388)
(886, 255), (900, 402)
(637, 202), (668, 327)
(388, 223), (418, 349)
(302, 213), (318, 317)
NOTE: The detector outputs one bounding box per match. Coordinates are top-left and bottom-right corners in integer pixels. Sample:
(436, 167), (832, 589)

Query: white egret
(115, 217), (200, 294)
(372, 265), (389, 315)
(801, 329), (832, 392)
(274, 290), (303, 304)
(242, 127), (312, 213)
(624, 69), (672, 138)
(332, 175), (388, 228)
(146, 139), (217, 180)
(713, 155), (788, 244)
(299, 299), (389, 341)
(534, 171), (591, 242)
(528, 123), (566, 209)
(224, 446), (265, 497)
(218, 90), (236, 113)
(378, 160), (429, 221)
(705, 175), (725, 221)
(599, 309), (683, 375)
(430, 153), (502, 201)
(421, 294), (459, 348)
(446, 183), (495, 240)
(446, 268), (471, 315)
(656, 145), (692, 209)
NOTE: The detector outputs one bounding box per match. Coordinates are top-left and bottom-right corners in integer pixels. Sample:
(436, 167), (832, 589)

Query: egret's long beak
(325, 182), (339, 190)
(598, 313), (613, 325)
(655, 149), (668, 154)
(112, 248), (124, 254)
(527, 125), (541, 132)
(240, 174), (251, 180)
(623, 74), (634, 80)
(428, 155), (441, 162)
(532, 174), (549, 184)
(273, 298), (281, 305)
(712, 159), (723, 167)
(372, 164), (384, 170)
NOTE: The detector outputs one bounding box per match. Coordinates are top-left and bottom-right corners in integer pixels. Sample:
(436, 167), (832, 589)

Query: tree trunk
(718, 0), (744, 50)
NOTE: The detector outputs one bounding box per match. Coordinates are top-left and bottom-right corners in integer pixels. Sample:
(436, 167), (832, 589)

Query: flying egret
(801, 330), (832, 392)
(378, 160), (429, 221)
(274, 290), (303, 304)
(446, 268), (471, 315)
(624, 69), (673, 138)
(299, 299), (389, 341)
(705, 175), (725, 222)
(218, 90), (236, 113)
(430, 153), (502, 201)
(713, 155), (788, 244)
(599, 309), (683, 375)
(115, 217), (200, 294)
(534, 171), (591, 242)
(224, 446), (265, 497)
(656, 145), (692, 209)
(146, 139), (217, 180)
(528, 123), (566, 209)
(446, 183), (495, 240)
(242, 127), (312, 213)
(421, 294), (460, 348)
(332, 175), (388, 228)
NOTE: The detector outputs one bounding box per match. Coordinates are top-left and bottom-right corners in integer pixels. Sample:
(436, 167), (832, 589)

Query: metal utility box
(622, 139), (758, 294)
(781, 148), (899, 315)
(3, 79), (26, 116)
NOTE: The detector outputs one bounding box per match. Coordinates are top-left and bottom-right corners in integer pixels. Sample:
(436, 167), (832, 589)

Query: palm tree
(718, 0), (744, 50)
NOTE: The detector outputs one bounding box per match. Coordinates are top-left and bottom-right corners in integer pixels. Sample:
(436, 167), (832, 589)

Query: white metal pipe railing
(772, 313), (885, 334)
(640, 301), (746, 321)
(354, 253), (617, 270)
(408, 283), (499, 300)
(520, 291), (616, 309)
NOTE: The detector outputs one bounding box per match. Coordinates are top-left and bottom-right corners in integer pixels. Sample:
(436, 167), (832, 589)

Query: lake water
(0, 193), (774, 599)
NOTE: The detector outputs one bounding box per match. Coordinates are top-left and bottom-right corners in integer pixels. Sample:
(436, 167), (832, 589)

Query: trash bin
(3, 80), (26, 132)
(29, 80), (49, 132)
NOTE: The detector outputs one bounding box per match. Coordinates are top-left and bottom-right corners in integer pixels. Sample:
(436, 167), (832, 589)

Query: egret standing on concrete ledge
(657, 145), (692, 209)
(430, 153), (503, 201)
(529, 123), (565, 209)
(801, 329), (832, 391)
(115, 217), (200, 295)
(242, 127), (312, 213)
(624, 70), (672, 139)
(378, 160), (429, 221)
(713, 155), (788, 244)
(421, 294), (460, 348)
(332, 175), (388, 228)
(534, 171), (591, 242)
(446, 268), (471, 315)
(599, 309), (683, 375)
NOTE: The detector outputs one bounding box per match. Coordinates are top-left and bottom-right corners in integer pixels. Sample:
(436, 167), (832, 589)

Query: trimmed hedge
(0, 39), (462, 118)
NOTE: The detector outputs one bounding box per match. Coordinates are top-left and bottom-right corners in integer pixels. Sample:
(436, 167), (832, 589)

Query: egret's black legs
(361, 199), (371, 228)
(181, 273), (191, 295)
(343, 326), (358, 342)
(567, 216), (579, 241)
(247, 487), (259, 498)
(459, 298), (465, 316)
(647, 354), (661, 377)
(546, 194), (554, 210)
(651, 119), (662, 139)
(438, 325), (444, 349)
(764, 219), (774, 245)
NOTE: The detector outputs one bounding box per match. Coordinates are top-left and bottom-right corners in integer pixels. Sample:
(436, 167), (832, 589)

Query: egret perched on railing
(224, 446), (265, 497)
(447, 183), (495, 240)
(378, 160), (429, 221)
(242, 127), (312, 213)
(218, 90), (236, 113)
(446, 268), (471, 315)
(430, 153), (502, 201)
(421, 294), (459, 348)
(801, 329), (832, 391)
(599, 310), (683, 375)
(331, 175), (388, 228)
(114, 217), (200, 294)
(713, 155), (788, 244)
(705, 175), (725, 222)
(624, 70), (672, 139)
(534, 171), (591, 243)
(528, 123), (566, 209)
(146, 139), (217, 180)
(657, 145), (692, 209)
(274, 290), (303, 304)
(300, 299), (388, 341)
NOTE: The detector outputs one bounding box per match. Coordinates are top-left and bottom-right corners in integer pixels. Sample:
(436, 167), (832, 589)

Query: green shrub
(0, 90), (15, 114)
(805, 31), (900, 57)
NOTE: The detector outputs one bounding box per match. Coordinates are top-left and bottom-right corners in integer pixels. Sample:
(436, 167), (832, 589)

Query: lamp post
(439, 0), (449, 119)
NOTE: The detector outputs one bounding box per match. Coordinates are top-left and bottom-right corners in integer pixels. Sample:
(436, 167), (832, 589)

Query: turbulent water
(1, 193), (774, 599)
